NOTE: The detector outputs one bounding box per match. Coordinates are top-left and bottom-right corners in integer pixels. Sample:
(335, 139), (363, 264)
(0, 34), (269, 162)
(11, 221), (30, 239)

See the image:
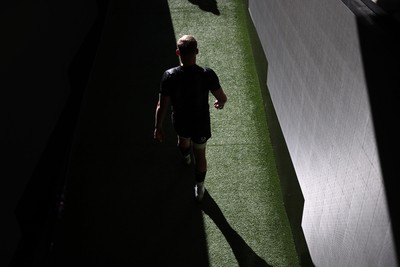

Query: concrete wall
(248, 0), (399, 266)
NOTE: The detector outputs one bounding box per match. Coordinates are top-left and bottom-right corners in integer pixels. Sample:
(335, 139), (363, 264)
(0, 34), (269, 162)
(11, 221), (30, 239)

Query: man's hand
(211, 88), (227, 110)
(154, 128), (164, 143)
(214, 100), (224, 109)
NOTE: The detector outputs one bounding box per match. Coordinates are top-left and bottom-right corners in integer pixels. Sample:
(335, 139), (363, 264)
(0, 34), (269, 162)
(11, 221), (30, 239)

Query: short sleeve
(160, 70), (173, 96)
(204, 68), (221, 92)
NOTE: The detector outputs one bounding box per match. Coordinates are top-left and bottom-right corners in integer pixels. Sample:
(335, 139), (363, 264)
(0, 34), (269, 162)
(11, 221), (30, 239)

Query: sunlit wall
(248, 0), (397, 266)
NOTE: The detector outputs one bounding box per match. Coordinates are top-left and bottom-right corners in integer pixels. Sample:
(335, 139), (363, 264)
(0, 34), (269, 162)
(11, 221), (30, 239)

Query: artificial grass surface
(167, 0), (300, 266)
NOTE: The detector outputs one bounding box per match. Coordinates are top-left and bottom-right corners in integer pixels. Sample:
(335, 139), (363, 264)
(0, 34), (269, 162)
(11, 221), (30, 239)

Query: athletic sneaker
(194, 182), (205, 201)
(183, 154), (191, 165)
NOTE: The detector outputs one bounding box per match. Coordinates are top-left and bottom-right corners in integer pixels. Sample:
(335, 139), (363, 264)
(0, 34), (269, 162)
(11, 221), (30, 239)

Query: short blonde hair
(177, 35), (197, 55)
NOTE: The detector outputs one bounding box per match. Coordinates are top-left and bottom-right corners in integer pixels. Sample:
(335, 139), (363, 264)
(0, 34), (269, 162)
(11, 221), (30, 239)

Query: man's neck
(180, 57), (196, 67)
(181, 63), (196, 67)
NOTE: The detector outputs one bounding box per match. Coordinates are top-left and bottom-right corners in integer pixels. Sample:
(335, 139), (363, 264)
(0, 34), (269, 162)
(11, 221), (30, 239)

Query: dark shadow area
(200, 191), (272, 267)
(242, 1), (315, 266)
(188, 0), (220, 15)
(343, 0), (400, 24)
(45, 0), (210, 266)
(354, 3), (400, 263)
(3, 1), (110, 266)
(360, 0), (400, 23)
(3, 0), (212, 266)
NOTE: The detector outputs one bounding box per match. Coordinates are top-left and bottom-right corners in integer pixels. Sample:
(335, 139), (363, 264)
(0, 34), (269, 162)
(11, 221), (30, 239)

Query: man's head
(176, 35), (198, 65)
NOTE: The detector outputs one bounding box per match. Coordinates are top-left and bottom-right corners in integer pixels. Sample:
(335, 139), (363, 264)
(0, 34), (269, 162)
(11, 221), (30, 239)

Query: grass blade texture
(167, 0), (300, 266)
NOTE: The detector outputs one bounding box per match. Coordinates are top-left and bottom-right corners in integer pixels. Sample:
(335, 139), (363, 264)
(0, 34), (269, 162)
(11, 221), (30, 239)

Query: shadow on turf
(200, 190), (273, 267)
(188, 0), (220, 15)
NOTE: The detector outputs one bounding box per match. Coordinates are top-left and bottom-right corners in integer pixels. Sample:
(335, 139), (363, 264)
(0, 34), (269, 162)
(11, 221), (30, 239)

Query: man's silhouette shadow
(199, 190), (273, 267)
(188, 0), (220, 15)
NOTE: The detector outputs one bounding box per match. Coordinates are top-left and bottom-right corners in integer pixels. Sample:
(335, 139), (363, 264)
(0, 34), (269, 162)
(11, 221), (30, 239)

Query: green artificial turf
(167, 0), (300, 266)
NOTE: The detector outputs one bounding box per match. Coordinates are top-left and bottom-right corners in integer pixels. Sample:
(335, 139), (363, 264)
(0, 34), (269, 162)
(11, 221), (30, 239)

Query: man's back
(160, 64), (220, 121)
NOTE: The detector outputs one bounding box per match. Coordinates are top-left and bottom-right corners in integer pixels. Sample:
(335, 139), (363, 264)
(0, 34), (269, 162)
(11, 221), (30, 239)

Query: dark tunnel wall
(1, 0), (110, 265)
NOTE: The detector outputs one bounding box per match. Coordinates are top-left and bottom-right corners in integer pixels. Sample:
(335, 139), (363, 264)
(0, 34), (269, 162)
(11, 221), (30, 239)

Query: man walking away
(154, 35), (227, 201)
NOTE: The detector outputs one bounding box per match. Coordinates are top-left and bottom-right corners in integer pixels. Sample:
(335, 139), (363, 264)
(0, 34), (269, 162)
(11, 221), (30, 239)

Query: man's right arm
(154, 94), (170, 142)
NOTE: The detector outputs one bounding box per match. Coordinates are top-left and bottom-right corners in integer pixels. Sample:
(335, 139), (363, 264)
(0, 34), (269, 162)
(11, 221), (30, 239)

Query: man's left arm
(211, 88), (227, 109)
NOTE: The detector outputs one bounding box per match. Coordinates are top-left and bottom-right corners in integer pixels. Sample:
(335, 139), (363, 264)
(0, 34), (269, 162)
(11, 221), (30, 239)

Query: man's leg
(193, 142), (207, 200)
(193, 146), (207, 178)
(178, 136), (192, 165)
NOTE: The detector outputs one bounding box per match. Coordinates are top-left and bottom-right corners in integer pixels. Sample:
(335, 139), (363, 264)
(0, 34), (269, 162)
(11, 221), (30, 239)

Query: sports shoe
(183, 154), (191, 165)
(194, 182), (205, 201)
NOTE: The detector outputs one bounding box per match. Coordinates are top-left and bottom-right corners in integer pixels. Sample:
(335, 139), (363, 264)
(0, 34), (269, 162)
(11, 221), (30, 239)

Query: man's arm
(154, 94), (170, 142)
(211, 88), (227, 109)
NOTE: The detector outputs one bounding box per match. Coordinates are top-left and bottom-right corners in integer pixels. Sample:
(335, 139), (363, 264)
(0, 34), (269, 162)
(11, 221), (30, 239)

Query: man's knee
(178, 136), (191, 148)
(192, 136), (208, 150)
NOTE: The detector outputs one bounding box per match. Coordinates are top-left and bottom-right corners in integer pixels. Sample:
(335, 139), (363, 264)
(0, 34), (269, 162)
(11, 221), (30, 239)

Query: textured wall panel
(248, 0), (397, 266)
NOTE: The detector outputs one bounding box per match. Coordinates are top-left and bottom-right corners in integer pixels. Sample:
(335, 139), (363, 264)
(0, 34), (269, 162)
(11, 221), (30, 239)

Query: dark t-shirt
(160, 64), (221, 138)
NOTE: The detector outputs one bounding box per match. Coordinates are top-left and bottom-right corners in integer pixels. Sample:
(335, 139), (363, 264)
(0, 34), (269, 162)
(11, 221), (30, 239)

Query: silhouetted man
(154, 35), (227, 201)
